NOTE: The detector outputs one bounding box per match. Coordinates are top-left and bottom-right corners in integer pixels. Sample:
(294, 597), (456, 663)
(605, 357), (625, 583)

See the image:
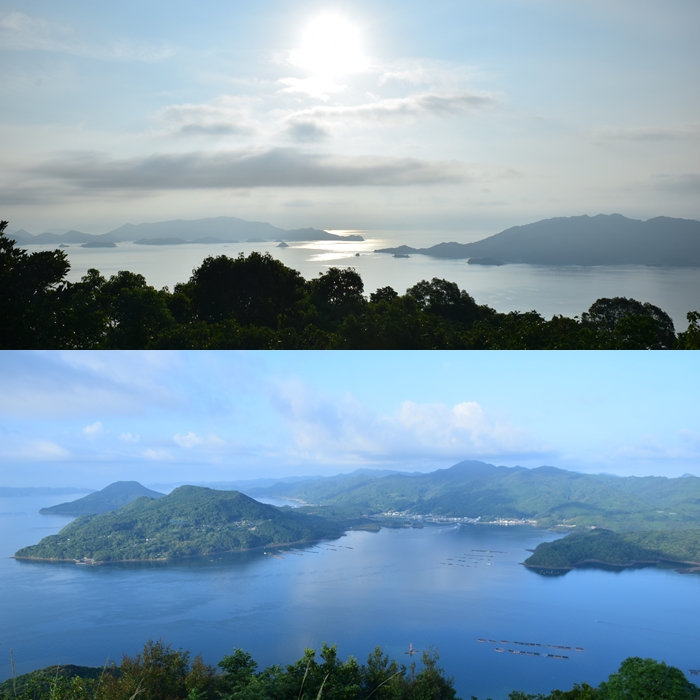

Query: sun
(290, 14), (367, 78)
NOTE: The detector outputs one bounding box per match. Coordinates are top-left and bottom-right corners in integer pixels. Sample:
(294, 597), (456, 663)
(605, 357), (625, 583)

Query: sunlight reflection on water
(19, 233), (700, 328)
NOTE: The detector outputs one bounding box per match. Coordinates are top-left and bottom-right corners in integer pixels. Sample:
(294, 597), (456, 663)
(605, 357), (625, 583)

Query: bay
(1, 494), (699, 700)
(22, 233), (700, 329)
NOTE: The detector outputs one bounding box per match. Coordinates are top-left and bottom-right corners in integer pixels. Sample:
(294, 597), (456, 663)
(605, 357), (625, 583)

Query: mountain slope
(375, 214), (700, 266)
(10, 217), (363, 244)
(256, 461), (700, 529)
(19, 487), (344, 562)
(39, 481), (165, 515)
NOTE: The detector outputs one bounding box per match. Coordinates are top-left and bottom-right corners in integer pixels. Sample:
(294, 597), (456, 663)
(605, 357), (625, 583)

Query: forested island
(16, 487), (349, 563)
(524, 528), (700, 572)
(1, 640), (697, 700)
(2, 221), (699, 350)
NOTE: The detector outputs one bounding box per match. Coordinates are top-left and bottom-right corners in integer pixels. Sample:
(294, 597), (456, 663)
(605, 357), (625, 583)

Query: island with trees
(2, 220), (699, 350)
(15, 487), (350, 563)
(523, 528), (700, 573)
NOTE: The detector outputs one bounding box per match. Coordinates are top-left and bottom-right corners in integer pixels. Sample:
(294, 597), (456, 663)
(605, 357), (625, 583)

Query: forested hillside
(251, 461), (700, 530)
(524, 528), (700, 570)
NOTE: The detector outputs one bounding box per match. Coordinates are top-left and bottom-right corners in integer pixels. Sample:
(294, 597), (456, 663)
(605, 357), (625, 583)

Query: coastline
(523, 556), (700, 572)
(12, 536), (340, 566)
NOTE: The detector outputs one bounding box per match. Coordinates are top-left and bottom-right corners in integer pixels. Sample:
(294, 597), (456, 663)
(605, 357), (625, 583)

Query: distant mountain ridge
(39, 481), (164, 515)
(251, 460), (700, 530)
(375, 214), (700, 266)
(9, 216), (364, 245)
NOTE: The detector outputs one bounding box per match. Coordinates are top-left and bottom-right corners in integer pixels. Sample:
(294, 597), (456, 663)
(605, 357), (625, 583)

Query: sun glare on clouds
(283, 14), (368, 100)
(290, 14), (367, 78)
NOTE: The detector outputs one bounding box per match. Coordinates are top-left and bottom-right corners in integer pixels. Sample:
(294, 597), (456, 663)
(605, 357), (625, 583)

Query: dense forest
(2, 221), (699, 350)
(15, 487), (350, 563)
(1, 640), (697, 700)
(524, 528), (700, 571)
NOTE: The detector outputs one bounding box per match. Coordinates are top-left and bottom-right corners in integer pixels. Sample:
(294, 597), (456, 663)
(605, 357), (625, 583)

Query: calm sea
(1, 494), (699, 700)
(22, 233), (700, 329)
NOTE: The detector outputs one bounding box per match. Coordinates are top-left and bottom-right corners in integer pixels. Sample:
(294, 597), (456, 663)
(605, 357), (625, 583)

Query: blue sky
(1, 351), (698, 487)
(1, 0), (698, 235)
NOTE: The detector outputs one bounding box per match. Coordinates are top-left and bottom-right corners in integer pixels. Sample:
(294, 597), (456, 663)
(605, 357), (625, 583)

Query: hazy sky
(1, 351), (698, 488)
(2, 0), (698, 235)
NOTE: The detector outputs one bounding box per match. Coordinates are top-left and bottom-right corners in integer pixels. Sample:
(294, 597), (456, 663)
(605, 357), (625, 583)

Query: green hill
(39, 481), (165, 515)
(524, 528), (700, 571)
(19, 487), (345, 563)
(252, 461), (700, 530)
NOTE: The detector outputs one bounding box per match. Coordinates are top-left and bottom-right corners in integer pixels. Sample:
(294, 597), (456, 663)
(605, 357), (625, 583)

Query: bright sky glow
(1, 0), (698, 234)
(290, 14), (367, 78)
(1, 351), (698, 488)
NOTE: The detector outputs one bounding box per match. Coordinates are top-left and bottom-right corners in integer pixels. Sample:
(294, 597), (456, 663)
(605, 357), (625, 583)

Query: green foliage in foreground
(1, 642), (697, 700)
(2, 222), (699, 350)
(524, 528), (700, 570)
(15, 487), (345, 562)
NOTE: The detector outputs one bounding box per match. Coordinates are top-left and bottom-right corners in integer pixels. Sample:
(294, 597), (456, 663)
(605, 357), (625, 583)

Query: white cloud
(278, 76), (347, 101)
(594, 123), (700, 143)
(282, 91), (497, 134)
(120, 432), (140, 443)
(0, 435), (71, 461)
(174, 432), (202, 448)
(0, 12), (174, 61)
(82, 421), (103, 436)
(271, 380), (546, 465)
(156, 97), (258, 138)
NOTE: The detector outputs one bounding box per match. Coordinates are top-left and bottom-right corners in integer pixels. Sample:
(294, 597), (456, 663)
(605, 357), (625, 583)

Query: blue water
(2, 494), (699, 700)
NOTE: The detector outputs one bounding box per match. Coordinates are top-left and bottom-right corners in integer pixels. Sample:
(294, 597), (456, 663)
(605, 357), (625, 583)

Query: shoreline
(524, 556), (700, 572)
(12, 536), (340, 566)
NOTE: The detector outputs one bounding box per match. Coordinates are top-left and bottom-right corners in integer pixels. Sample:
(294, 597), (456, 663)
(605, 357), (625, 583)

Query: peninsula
(523, 528), (700, 572)
(374, 214), (700, 266)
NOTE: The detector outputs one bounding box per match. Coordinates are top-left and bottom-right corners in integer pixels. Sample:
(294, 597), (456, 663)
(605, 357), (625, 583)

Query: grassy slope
(16, 487), (344, 562)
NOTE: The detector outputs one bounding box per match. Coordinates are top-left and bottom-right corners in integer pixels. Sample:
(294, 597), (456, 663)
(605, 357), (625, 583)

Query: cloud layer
(25, 148), (466, 193)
